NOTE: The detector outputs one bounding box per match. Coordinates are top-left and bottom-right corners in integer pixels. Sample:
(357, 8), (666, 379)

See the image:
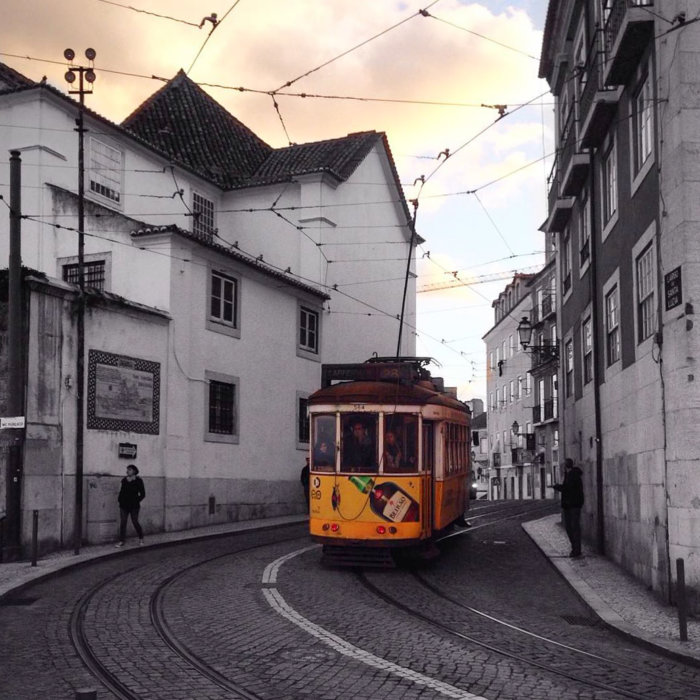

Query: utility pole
(4, 150), (25, 561)
(64, 48), (96, 555)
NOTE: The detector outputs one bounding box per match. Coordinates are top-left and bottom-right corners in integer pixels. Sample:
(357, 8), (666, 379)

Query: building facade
(540, 0), (700, 607)
(0, 64), (417, 554)
(483, 274), (537, 500)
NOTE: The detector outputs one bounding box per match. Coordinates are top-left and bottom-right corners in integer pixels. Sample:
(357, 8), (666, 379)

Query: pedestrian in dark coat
(552, 458), (584, 557)
(116, 464), (145, 547)
(300, 457), (310, 510)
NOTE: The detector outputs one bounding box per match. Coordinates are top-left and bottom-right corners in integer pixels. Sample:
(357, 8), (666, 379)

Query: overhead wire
(187, 0), (244, 74)
(272, 0), (443, 92)
(421, 10), (540, 61)
(94, 0), (202, 27)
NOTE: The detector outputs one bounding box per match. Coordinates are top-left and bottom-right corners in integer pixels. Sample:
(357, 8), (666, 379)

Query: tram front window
(312, 414), (336, 472)
(383, 414), (418, 473)
(341, 414), (378, 472)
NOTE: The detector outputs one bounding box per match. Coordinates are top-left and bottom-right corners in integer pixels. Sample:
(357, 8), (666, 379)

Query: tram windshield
(312, 414), (336, 472)
(382, 414), (418, 473)
(341, 414), (378, 472)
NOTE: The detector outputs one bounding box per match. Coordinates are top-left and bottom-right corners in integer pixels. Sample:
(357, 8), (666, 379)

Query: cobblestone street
(1, 504), (699, 699)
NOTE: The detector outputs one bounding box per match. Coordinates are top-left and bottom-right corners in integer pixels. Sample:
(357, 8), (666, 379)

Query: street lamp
(517, 316), (559, 362)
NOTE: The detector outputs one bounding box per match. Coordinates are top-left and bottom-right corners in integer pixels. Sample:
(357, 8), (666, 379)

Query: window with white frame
(489, 392), (494, 411)
(633, 68), (654, 175)
(552, 374), (559, 418)
(89, 138), (122, 204)
(509, 334), (514, 358)
(210, 271), (238, 328)
(636, 244), (655, 342)
(602, 139), (618, 224)
(299, 306), (319, 353)
(193, 192), (216, 238)
(509, 380), (515, 404)
(605, 285), (620, 365)
(207, 377), (238, 439)
(63, 259), (106, 291)
(565, 339), (574, 397)
(582, 316), (593, 384)
(517, 375), (523, 400)
(496, 387), (502, 408)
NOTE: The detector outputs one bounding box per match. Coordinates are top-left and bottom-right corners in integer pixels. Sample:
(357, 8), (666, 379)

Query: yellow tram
(307, 357), (471, 565)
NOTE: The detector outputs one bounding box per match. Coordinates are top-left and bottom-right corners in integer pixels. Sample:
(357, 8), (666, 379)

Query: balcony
(542, 158), (575, 233)
(532, 341), (559, 371)
(560, 111), (589, 197)
(604, 0), (655, 86)
(579, 45), (622, 148)
(541, 294), (555, 319)
(533, 399), (557, 425)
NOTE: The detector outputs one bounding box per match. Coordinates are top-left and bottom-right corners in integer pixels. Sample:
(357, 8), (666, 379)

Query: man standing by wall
(552, 458), (584, 557)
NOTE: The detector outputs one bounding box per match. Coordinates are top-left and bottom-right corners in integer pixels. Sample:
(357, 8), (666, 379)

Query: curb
(0, 515), (309, 601)
(522, 517), (700, 668)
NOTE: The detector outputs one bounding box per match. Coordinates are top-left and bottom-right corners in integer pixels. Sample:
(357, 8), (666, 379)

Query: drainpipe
(588, 150), (605, 555)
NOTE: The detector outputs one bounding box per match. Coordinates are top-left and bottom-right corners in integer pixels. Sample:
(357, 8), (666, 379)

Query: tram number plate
(311, 489), (322, 500)
(352, 404), (367, 411)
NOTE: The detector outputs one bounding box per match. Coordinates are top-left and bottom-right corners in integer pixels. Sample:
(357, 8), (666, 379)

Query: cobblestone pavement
(1, 506), (699, 699)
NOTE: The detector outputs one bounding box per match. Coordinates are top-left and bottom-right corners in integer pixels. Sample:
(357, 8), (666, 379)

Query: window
(605, 286), (620, 365)
(210, 271), (238, 328)
(602, 140), (618, 225)
(63, 260), (105, 291)
(636, 244), (655, 342)
(208, 380), (236, 436)
(496, 387), (502, 408)
(297, 396), (310, 443)
(489, 392), (495, 411)
(509, 334), (514, 358)
(633, 69), (654, 174)
(89, 138), (122, 204)
(193, 192), (216, 238)
(579, 198), (590, 266)
(562, 230), (572, 294)
(552, 375), (558, 418)
(312, 414), (336, 472)
(565, 339), (574, 397)
(299, 306), (319, 354)
(582, 317), (593, 384)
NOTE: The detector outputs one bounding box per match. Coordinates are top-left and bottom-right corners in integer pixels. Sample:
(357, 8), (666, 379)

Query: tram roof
(308, 380), (468, 412)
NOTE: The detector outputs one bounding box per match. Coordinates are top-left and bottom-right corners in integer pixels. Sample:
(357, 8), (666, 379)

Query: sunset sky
(1, 0), (553, 402)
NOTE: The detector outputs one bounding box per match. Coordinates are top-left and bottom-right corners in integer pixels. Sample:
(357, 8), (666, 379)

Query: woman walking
(116, 464), (145, 547)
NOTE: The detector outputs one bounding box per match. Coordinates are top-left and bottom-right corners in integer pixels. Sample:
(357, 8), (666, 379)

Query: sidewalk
(0, 513), (308, 600)
(523, 514), (700, 665)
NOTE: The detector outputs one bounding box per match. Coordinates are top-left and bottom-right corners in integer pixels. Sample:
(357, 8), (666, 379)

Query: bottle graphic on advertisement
(349, 476), (419, 523)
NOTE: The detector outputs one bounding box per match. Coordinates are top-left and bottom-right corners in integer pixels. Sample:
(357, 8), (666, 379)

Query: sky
(1, 0), (554, 403)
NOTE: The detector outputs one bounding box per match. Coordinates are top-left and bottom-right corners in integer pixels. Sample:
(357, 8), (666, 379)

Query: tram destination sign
(665, 266), (682, 311)
(322, 362), (419, 387)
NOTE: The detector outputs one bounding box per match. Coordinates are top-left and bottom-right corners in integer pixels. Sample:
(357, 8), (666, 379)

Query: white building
(0, 63), (417, 552)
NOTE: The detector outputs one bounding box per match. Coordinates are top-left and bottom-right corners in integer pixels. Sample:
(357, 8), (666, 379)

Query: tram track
(356, 508), (700, 700)
(68, 527), (308, 700)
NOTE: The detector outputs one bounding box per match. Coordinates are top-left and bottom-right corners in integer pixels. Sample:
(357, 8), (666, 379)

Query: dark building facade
(540, 0), (700, 608)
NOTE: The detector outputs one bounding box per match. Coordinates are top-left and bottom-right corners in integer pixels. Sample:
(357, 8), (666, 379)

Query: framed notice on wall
(87, 350), (160, 434)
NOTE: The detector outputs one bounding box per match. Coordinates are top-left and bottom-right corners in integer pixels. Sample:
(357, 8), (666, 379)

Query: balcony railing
(544, 157), (575, 233)
(532, 404), (541, 423)
(560, 109), (589, 197)
(579, 37), (622, 148)
(543, 399), (555, 420)
(604, 0), (655, 86)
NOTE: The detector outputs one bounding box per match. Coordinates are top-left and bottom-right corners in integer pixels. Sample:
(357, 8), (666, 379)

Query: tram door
(422, 421), (434, 534)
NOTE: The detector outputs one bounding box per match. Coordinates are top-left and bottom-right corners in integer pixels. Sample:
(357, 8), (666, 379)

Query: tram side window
(383, 414), (418, 473)
(312, 414), (336, 472)
(444, 422), (468, 476)
(341, 413), (378, 472)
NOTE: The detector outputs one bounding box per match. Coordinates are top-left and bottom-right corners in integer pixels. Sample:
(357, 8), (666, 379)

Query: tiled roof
(0, 63), (36, 94)
(122, 70), (272, 188)
(244, 132), (382, 188)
